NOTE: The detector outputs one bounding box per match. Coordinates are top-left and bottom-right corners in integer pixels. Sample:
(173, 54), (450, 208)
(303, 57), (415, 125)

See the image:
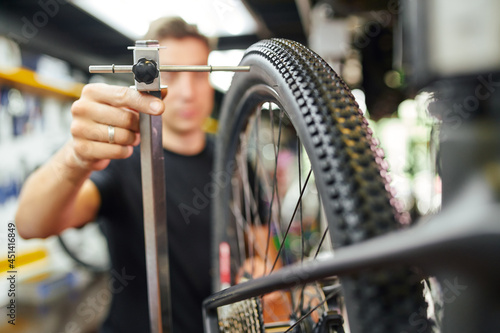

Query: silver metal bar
(88, 65), (132, 73)
(133, 40), (172, 333)
(159, 65), (251, 72)
(89, 65), (251, 73)
(140, 110), (171, 333)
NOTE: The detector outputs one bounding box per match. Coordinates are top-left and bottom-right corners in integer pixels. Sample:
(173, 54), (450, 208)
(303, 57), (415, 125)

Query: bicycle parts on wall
(207, 39), (430, 333)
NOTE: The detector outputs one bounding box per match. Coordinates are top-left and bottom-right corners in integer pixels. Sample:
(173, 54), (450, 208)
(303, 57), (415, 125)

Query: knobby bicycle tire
(211, 39), (429, 333)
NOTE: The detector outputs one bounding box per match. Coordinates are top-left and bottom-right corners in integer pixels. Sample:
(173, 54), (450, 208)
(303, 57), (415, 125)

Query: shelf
(0, 67), (84, 99)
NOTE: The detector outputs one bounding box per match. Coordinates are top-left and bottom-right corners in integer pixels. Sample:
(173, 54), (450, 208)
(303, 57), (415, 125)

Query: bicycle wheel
(211, 39), (429, 333)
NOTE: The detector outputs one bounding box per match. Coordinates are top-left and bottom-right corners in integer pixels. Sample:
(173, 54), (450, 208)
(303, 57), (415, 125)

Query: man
(16, 17), (215, 332)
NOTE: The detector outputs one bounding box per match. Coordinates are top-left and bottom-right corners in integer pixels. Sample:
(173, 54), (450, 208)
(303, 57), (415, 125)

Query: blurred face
(159, 37), (214, 135)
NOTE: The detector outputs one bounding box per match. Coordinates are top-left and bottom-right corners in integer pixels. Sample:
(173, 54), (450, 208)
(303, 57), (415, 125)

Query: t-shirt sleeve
(89, 160), (120, 218)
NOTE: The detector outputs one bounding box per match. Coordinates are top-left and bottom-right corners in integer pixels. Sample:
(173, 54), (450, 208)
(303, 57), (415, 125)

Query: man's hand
(15, 83), (166, 239)
(69, 83), (165, 171)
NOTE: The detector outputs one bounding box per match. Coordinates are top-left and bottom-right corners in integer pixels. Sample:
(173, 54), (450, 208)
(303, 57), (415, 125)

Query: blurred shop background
(0, 0), (440, 332)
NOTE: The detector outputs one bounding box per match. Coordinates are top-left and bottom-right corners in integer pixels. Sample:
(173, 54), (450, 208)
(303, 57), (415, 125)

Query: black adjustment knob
(132, 58), (159, 84)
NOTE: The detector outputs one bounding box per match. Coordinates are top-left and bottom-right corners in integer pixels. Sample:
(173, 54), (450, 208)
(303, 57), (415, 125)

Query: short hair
(143, 16), (214, 50)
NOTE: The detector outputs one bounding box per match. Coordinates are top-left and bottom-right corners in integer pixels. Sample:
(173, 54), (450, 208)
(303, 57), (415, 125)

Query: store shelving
(0, 67), (83, 100)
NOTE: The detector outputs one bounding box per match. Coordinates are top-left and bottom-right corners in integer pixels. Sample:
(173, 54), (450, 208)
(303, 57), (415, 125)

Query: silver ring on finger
(108, 125), (115, 144)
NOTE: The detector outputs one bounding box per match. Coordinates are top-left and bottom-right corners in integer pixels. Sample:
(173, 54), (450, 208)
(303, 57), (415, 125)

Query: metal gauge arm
(89, 39), (249, 333)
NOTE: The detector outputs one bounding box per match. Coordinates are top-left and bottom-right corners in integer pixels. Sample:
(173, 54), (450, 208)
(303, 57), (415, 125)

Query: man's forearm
(15, 141), (94, 239)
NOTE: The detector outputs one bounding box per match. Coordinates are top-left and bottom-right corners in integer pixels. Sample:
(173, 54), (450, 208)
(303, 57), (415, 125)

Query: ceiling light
(71, 0), (257, 39)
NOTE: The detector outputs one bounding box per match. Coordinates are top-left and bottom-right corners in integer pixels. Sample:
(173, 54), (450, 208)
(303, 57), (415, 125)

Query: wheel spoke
(270, 168), (313, 274)
(313, 226), (330, 260)
(264, 105), (285, 274)
(253, 105), (262, 224)
(284, 285), (342, 333)
(298, 137), (305, 264)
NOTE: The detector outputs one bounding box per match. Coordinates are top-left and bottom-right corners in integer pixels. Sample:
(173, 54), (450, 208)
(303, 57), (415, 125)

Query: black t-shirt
(90, 136), (214, 333)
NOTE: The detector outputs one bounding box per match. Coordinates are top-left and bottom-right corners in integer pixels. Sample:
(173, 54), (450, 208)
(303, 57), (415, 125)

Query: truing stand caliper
(89, 40), (250, 333)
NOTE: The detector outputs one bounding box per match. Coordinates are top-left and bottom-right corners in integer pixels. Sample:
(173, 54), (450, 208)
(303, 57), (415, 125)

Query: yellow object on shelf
(0, 67), (83, 99)
(0, 247), (48, 274)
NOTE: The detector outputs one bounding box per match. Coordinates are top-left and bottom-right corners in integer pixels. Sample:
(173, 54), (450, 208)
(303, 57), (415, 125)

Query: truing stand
(89, 40), (249, 333)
